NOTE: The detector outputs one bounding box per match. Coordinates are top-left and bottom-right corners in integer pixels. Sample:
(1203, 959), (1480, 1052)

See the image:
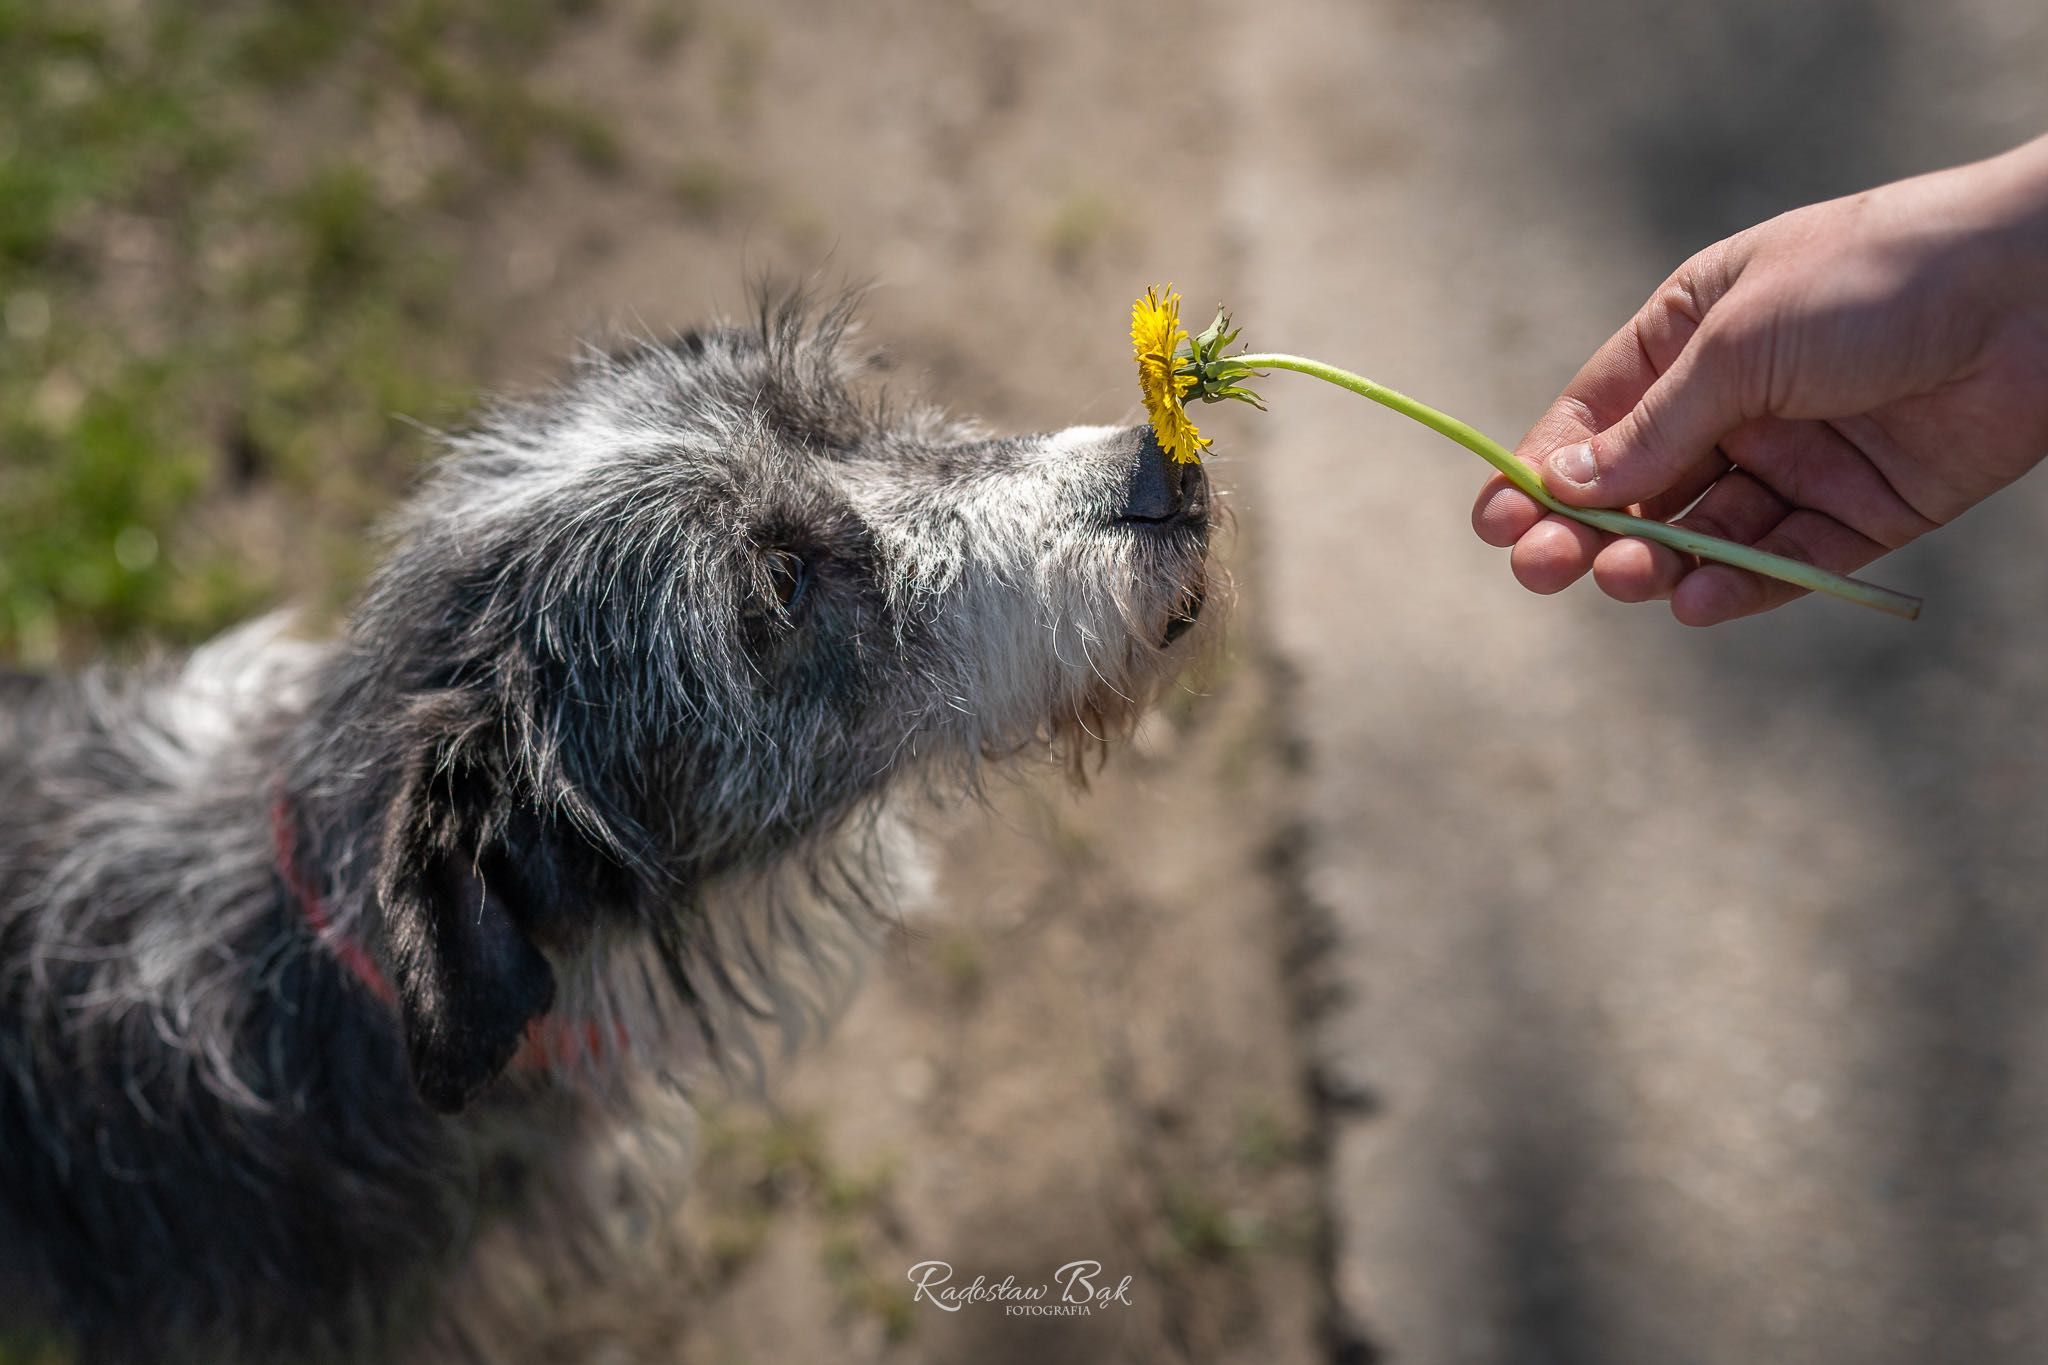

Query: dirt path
(1244, 1), (2048, 1361)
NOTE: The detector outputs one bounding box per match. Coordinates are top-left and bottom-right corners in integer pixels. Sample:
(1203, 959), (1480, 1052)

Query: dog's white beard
(538, 796), (932, 1101)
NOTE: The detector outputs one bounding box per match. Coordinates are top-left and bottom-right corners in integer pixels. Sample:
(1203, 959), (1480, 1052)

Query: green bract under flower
(1176, 306), (1268, 411)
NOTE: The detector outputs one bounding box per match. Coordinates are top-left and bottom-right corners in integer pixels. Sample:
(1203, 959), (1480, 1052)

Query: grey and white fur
(0, 295), (1213, 1363)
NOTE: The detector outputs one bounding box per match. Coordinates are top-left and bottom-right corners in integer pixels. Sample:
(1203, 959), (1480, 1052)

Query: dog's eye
(766, 551), (810, 614)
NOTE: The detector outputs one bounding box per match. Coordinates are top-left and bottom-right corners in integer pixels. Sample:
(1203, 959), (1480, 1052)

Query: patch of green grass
(1234, 1102), (1301, 1172)
(934, 931), (986, 1003)
(290, 164), (392, 297)
(636, 2), (697, 61)
(712, 16), (769, 119)
(0, 0), (616, 662)
(1043, 189), (1117, 272)
(1164, 1183), (1263, 1262)
(231, 1), (358, 87)
(691, 1108), (912, 1338)
(400, 45), (625, 175)
(0, 1325), (69, 1364)
(822, 1225), (918, 1344)
(0, 362), (239, 656)
(672, 156), (740, 223)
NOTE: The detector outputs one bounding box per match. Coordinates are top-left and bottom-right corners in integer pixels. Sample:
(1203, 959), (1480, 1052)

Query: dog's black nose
(1117, 427), (1194, 523)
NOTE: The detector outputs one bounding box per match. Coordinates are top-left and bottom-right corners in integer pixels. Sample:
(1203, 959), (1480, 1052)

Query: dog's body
(0, 299), (1212, 1362)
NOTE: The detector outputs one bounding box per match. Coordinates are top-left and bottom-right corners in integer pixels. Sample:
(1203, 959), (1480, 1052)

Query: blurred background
(3, 0), (2047, 1361)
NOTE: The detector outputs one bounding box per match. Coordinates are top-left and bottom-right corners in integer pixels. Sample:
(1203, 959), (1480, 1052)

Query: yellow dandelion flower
(1130, 285), (1209, 464)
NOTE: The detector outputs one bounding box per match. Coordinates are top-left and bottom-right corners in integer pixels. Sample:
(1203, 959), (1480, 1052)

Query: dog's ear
(377, 745), (558, 1114)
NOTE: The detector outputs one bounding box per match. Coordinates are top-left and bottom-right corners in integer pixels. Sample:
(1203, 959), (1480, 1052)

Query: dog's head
(319, 297), (1214, 1110)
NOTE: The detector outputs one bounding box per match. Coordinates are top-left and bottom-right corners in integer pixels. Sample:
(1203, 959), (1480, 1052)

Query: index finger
(1471, 278), (1711, 545)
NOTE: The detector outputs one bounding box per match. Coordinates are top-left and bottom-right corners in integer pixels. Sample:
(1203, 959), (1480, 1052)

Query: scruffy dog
(0, 297), (1212, 1363)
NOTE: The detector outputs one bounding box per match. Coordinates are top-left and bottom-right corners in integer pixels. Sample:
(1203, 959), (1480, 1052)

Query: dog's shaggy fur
(0, 297), (1212, 1363)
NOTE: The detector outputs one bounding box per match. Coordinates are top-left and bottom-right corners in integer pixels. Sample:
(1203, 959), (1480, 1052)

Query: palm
(1844, 335), (2048, 526)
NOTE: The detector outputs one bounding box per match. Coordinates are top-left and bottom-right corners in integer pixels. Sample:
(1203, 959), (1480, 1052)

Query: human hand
(1473, 135), (2048, 624)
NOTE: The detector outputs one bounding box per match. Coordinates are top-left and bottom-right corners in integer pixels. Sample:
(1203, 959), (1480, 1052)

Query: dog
(0, 295), (1214, 1363)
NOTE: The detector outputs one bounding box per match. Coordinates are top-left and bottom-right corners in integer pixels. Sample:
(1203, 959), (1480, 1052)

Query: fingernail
(1549, 442), (1597, 487)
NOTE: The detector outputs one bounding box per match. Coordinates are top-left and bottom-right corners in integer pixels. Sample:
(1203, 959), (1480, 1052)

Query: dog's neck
(269, 785), (625, 1077)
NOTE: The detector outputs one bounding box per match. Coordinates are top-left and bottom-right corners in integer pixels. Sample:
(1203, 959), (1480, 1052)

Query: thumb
(1542, 324), (1755, 509)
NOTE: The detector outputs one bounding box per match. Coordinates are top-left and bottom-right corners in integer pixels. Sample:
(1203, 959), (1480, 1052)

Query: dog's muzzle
(1110, 427), (1209, 647)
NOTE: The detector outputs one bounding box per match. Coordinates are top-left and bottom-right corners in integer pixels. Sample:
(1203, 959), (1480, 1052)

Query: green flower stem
(1229, 353), (1923, 621)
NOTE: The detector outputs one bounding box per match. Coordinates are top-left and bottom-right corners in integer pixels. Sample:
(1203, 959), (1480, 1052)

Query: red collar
(270, 792), (614, 1073)
(271, 792), (397, 1006)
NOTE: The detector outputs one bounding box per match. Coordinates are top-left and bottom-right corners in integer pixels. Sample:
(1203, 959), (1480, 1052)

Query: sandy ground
(1244, 1), (2048, 1362)
(337, 0), (2048, 1361)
